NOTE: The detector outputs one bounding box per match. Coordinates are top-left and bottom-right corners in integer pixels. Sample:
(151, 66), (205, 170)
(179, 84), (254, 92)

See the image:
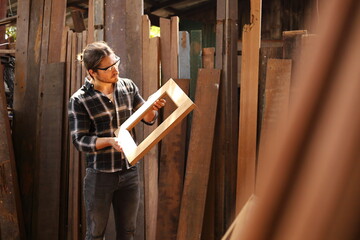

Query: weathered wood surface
(258, 59), (292, 179)
(157, 79), (189, 240)
(189, 30), (202, 101)
(142, 15), (160, 240)
(0, 64), (22, 240)
(160, 17), (171, 85)
(214, 0), (238, 237)
(48, 0), (67, 63)
(236, 0), (261, 214)
(13, 0), (45, 237)
(202, 47), (215, 69)
(36, 62), (65, 240)
(177, 69), (221, 240)
(170, 16), (179, 79)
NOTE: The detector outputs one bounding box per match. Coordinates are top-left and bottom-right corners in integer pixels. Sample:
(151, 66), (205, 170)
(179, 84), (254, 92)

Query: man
(68, 41), (165, 240)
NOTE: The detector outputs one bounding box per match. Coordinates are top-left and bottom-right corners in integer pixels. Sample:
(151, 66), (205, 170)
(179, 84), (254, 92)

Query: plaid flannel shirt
(68, 77), (153, 172)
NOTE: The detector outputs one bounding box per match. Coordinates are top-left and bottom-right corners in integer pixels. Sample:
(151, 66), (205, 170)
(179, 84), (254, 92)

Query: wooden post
(214, 0), (238, 237)
(13, 0), (45, 237)
(236, 0), (262, 213)
(142, 15), (160, 240)
(157, 17), (186, 240)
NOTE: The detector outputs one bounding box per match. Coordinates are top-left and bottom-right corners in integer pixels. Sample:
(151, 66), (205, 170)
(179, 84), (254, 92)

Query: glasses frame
(96, 56), (121, 71)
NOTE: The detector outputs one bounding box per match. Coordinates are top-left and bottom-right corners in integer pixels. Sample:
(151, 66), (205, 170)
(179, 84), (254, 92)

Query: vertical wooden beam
(160, 17), (171, 85)
(157, 79), (189, 240)
(87, 0), (94, 44)
(214, 0), (238, 237)
(36, 62), (65, 240)
(48, 0), (66, 63)
(189, 30), (202, 100)
(13, 0), (45, 237)
(157, 16), (186, 240)
(142, 15), (160, 240)
(105, 2), (144, 239)
(200, 47), (216, 240)
(236, 0), (262, 213)
(9, 3), (30, 239)
(177, 69), (221, 240)
(170, 16), (179, 79)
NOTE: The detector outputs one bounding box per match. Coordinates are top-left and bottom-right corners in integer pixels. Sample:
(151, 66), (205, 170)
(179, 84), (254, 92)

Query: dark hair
(77, 41), (115, 72)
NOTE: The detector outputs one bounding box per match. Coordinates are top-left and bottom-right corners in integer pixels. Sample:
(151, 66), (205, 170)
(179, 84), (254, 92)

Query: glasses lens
(105, 58), (120, 72)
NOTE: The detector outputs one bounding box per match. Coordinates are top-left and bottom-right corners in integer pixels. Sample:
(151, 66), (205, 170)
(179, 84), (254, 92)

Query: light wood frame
(114, 78), (195, 165)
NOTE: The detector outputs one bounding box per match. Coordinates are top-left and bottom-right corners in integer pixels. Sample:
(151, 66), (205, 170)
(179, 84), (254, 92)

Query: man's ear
(88, 69), (95, 79)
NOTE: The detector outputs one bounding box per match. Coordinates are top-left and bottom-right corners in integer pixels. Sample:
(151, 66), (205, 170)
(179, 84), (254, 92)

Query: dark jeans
(84, 166), (140, 240)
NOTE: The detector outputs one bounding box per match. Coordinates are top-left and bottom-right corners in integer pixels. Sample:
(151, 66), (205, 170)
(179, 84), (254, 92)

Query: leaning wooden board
(0, 65), (22, 240)
(157, 79), (189, 240)
(177, 68), (221, 240)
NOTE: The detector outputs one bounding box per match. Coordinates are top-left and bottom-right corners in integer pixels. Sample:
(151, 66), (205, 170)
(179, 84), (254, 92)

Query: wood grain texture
(0, 64), (22, 240)
(157, 79), (189, 240)
(177, 69), (221, 240)
(236, 0), (262, 214)
(142, 15), (160, 240)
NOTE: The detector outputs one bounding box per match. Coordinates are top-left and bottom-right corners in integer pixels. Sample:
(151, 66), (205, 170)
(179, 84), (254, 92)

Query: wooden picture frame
(114, 78), (195, 165)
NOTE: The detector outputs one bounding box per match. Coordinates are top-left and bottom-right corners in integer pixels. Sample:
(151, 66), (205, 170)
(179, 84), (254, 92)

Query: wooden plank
(93, 0), (104, 41)
(12, 0), (44, 236)
(0, 63), (22, 240)
(157, 79), (189, 240)
(160, 17), (171, 85)
(177, 68), (221, 240)
(257, 47), (283, 150)
(189, 30), (202, 100)
(179, 31), (190, 79)
(142, 15), (159, 240)
(36, 62), (65, 240)
(170, 16), (179, 79)
(202, 47), (215, 69)
(236, 0), (262, 214)
(214, 6), (225, 237)
(214, 0), (238, 236)
(59, 29), (71, 240)
(48, 0), (66, 63)
(67, 31), (78, 240)
(87, 0), (94, 44)
(143, 36), (160, 240)
(257, 59), (292, 183)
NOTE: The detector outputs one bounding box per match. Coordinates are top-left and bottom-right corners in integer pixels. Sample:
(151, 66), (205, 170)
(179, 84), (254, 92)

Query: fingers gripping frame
(114, 78), (195, 165)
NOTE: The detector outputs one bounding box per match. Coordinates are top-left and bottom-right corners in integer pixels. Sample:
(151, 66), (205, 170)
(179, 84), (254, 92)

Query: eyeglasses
(96, 56), (120, 72)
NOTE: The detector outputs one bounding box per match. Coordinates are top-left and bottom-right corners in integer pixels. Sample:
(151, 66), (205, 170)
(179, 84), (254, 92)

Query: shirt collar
(84, 77), (94, 90)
